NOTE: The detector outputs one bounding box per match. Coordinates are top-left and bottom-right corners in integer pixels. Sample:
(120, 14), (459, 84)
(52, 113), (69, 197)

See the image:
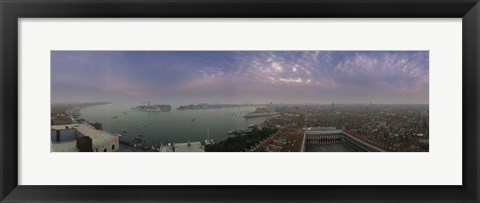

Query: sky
(51, 51), (429, 105)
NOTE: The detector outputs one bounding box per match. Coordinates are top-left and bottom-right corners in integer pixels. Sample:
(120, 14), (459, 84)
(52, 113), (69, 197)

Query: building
(51, 123), (119, 152)
(301, 127), (383, 152)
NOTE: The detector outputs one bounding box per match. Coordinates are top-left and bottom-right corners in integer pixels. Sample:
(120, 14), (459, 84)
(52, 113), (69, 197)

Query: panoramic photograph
(50, 51), (429, 152)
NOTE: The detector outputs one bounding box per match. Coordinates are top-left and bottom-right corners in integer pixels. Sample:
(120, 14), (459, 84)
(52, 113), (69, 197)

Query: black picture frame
(1, 0), (479, 202)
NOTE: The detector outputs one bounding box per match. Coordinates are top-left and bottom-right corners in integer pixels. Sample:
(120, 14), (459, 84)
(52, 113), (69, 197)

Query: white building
(300, 127), (383, 152)
(51, 123), (119, 152)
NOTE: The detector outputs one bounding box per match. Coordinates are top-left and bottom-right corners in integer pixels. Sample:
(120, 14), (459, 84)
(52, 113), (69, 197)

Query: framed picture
(1, 0), (479, 202)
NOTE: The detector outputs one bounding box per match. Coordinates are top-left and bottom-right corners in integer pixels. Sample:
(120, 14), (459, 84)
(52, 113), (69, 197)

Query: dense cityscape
(51, 102), (428, 152)
(256, 103), (428, 152)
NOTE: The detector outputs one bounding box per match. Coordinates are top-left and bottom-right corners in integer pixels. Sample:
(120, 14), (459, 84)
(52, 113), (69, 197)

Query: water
(79, 103), (268, 145)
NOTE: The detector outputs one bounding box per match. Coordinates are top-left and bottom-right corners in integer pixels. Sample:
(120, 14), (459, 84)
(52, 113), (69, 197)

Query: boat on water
(205, 128), (215, 145)
(121, 129), (127, 133)
(132, 138), (142, 147)
(138, 134), (144, 137)
(112, 116), (118, 118)
(191, 118), (196, 122)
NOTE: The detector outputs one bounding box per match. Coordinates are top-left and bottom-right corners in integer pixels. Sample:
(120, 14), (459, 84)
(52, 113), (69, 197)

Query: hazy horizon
(51, 51), (429, 105)
(51, 101), (429, 106)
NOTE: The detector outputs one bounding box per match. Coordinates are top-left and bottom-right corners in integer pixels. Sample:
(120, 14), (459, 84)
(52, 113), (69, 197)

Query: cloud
(51, 51), (429, 104)
(331, 52), (428, 94)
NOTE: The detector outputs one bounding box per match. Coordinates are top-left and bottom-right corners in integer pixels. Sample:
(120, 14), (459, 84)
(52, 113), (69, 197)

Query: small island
(244, 107), (277, 118)
(132, 101), (171, 112)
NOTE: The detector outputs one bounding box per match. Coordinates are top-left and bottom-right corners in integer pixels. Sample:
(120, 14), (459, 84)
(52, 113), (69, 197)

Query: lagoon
(79, 103), (269, 146)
